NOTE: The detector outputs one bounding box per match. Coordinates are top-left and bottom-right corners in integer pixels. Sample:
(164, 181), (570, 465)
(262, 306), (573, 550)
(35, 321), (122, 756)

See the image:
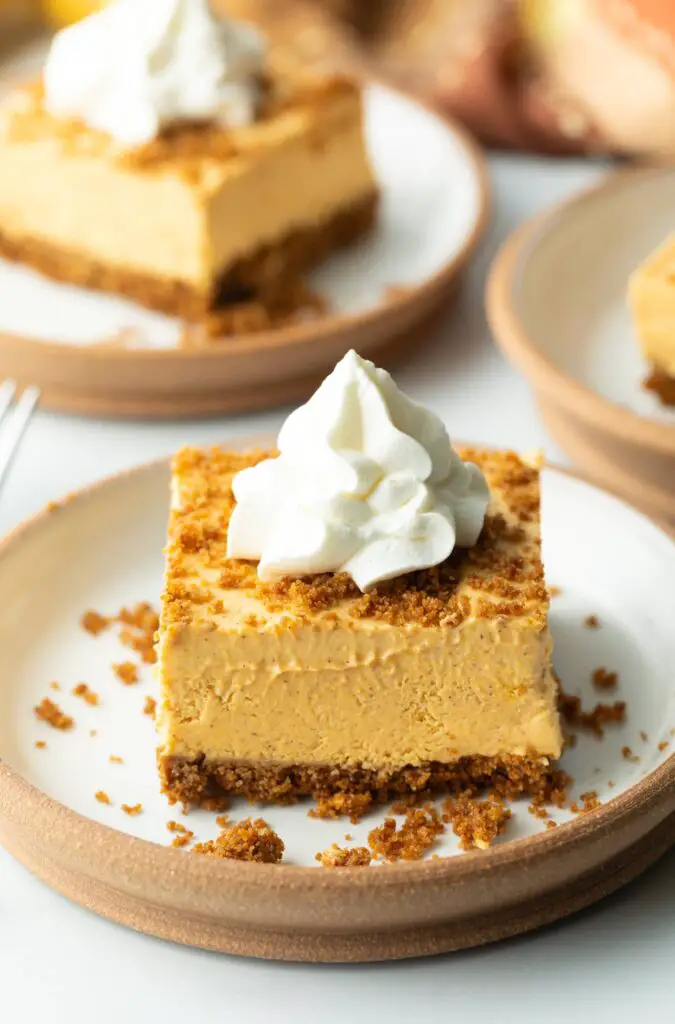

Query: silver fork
(0, 380), (40, 494)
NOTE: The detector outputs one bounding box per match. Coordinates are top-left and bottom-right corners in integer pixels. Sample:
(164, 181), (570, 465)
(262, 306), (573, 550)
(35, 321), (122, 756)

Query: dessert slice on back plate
(156, 351), (563, 807)
(629, 234), (675, 406)
(0, 0), (378, 320)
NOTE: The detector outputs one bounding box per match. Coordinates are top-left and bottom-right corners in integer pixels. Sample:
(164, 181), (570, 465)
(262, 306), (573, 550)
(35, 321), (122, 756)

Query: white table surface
(2, 153), (673, 1022)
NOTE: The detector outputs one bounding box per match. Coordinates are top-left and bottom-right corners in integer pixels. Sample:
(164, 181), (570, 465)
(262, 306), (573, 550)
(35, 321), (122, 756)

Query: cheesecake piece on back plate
(0, 0), (378, 319)
(156, 352), (562, 807)
(629, 234), (675, 406)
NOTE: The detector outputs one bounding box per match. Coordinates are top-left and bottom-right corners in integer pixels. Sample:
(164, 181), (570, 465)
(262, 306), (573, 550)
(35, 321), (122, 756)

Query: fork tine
(0, 385), (40, 494)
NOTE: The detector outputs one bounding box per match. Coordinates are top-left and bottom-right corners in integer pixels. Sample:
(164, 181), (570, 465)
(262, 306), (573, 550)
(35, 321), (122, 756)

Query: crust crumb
(113, 661), (138, 686)
(81, 610), (110, 636)
(659, 740), (670, 752)
(560, 691), (625, 737)
(121, 802), (143, 816)
(584, 614), (600, 629)
(368, 806), (444, 862)
(72, 682), (100, 706)
(591, 667), (618, 690)
(95, 790), (111, 805)
(34, 740), (46, 749)
(109, 755), (124, 764)
(143, 696), (157, 717)
(443, 793), (511, 850)
(192, 817), (284, 863)
(34, 698), (74, 730)
(570, 790), (601, 814)
(316, 844), (372, 868)
(621, 746), (639, 763)
(50, 681), (61, 691)
(309, 792), (373, 823)
(548, 585), (562, 598)
(215, 814), (230, 828)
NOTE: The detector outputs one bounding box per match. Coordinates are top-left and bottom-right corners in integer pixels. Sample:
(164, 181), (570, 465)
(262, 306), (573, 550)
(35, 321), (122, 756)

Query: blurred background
(4, 0), (675, 159)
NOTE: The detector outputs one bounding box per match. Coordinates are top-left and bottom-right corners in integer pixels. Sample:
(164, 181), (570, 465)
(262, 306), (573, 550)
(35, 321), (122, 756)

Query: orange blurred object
(41, 0), (104, 26)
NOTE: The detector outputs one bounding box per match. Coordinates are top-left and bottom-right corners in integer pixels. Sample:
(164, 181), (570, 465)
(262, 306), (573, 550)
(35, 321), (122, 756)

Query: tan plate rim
(0, 447), (674, 889)
(486, 165), (675, 457)
(0, 84), (490, 366)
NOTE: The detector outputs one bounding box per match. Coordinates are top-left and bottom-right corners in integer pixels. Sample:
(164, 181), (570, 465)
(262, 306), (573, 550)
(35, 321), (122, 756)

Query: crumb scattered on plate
(570, 790), (601, 814)
(49, 681), (61, 691)
(443, 794), (511, 851)
(34, 740), (46, 750)
(109, 755), (124, 764)
(192, 818), (284, 863)
(72, 682), (100, 706)
(143, 695), (157, 717)
(121, 802), (143, 816)
(560, 691), (625, 737)
(591, 667), (618, 690)
(621, 746), (640, 763)
(316, 844), (372, 868)
(368, 806), (443, 862)
(113, 661), (138, 686)
(584, 615), (600, 629)
(81, 610), (110, 636)
(95, 790), (111, 805)
(34, 698), (73, 731)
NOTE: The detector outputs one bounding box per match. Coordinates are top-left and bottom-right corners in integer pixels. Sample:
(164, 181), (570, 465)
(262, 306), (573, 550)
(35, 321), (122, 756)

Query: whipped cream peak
(43, 0), (266, 148)
(227, 351), (490, 592)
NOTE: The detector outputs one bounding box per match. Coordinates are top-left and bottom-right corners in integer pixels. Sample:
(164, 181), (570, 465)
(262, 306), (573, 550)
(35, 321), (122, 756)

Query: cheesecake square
(157, 445), (563, 807)
(0, 72), (377, 320)
(629, 235), (675, 404)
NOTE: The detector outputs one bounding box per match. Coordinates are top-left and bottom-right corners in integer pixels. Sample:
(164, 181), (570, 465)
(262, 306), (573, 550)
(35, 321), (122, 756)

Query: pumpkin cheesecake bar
(0, 1), (377, 320)
(157, 369), (562, 806)
(629, 235), (675, 405)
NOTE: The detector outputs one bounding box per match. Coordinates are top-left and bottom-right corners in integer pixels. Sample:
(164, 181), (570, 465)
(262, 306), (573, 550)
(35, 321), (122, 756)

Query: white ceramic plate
(508, 167), (675, 425)
(0, 83), (485, 349)
(0, 456), (673, 866)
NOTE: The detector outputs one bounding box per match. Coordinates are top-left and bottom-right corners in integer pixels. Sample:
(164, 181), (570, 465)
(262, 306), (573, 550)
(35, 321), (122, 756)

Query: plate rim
(486, 164), (675, 456)
(0, 82), (490, 365)
(1, 446), (674, 887)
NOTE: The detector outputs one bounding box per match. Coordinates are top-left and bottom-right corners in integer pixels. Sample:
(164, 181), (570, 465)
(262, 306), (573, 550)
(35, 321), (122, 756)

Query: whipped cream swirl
(227, 351), (490, 592)
(44, 0), (266, 148)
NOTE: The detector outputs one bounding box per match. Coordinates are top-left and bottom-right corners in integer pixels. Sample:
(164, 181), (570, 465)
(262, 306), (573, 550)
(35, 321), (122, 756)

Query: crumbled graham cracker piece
(34, 740), (46, 750)
(109, 755), (123, 764)
(560, 691), (625, 737)
(192, 817), (284, 863)
(309, 792), (373, 824)
(121, 803), (143, 816)
(113, 661), (138, 686)
(621, 747), (639, 763)
(548, 585), (562, 598)
(143, 696), (157, 717)
(659, 741), (670, 752)
(570, 790), (601, 814)
(443, 793), (511, 850)
(95, 790), (111, 805)
(72, 683), (100, 706)
(215, 814), (230, 828)
(591, 667), (618, 690)
(584, 615), (600, 629)
(316, 844), (372, 868)
(368, 806), (443, 862)
(49, 681), (61, 691)
(34, 698), (73, 731)
(81, 610), (110, 636)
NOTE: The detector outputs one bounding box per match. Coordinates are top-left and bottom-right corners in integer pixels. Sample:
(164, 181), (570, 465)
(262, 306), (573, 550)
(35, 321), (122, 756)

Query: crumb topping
(5, 75), (355, 187)
(192, 817), (284, 863)
(161, 446), (548, 632)
(34, 698), (73, 731)
(316, 844), (372, 867)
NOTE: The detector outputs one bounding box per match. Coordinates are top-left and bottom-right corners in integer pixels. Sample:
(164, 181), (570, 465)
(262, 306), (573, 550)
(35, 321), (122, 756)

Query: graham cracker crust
(644, 364), (675, 406)
(160, 753), (560, 807)
(0, 191), (378, 321)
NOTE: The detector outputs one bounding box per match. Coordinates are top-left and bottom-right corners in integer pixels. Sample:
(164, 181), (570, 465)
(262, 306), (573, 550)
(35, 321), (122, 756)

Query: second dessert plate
(0, 82), (488, 419)
(0, 441), (674, 961)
